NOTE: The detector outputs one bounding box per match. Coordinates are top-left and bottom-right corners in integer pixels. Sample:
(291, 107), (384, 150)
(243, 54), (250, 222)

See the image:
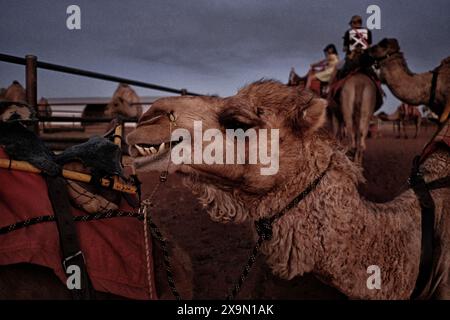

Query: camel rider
(306, 44), (340, 92)
(343, 15), (372, 56)
(337, 15), (373, 79)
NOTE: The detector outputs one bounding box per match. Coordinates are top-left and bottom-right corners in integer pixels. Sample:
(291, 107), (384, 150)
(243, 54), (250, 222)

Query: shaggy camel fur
(378, 104), (422, 139)
(127, 80), (450, 299)
(104, 83), (143, 118)
(369, 38), (450, 123)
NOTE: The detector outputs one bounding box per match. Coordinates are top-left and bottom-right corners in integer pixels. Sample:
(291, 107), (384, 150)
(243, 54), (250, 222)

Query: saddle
(0, 122), (131, 299)
(327, 69), (385, 112)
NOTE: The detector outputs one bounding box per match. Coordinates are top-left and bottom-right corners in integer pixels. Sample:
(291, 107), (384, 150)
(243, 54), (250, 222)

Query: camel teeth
(135, 145), (146, 156)
(149, 147), (157, 154)
(144, 147), (152, 155)
(158, 142), (165, 152)
(169, 113), (176, 122)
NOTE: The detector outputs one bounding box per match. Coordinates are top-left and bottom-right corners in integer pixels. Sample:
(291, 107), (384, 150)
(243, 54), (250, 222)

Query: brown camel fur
(378, 104), (422, 139)
(369, 38), (450, 123)
(104, 83), (143, 119)
(127, 80), (450, 299)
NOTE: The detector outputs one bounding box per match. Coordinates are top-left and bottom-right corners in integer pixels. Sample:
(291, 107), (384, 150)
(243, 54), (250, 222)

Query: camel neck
(261, 150), (421, 299)
(381, 55), (432, 105)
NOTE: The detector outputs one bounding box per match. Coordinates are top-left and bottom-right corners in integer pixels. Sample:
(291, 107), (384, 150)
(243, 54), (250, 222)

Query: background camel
(378, 103), (422, 139)
(127, 80), (450, 299)
(337, 73), (378, 163)
(0, 81), (34, 122)
(104, 83), (142, 119)
(81, 83), (143, 126)
(369, 38), (450, 123)
(288, 67), (379, 163)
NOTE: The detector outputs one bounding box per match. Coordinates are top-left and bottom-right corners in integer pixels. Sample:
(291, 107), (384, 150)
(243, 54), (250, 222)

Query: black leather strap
(429, 68), (439, 108)
(45, 175), (95, 300)
(409, 157), (436, 299)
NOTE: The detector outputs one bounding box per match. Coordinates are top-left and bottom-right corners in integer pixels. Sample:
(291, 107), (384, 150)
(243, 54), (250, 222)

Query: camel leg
(340, 87), (355, 153)
(354, 82), (376, 163)
(402, 121), (408, 139)
(331, 112), (341, 140)
(395, 121), (401, 138)
(415, 118), (420, 138)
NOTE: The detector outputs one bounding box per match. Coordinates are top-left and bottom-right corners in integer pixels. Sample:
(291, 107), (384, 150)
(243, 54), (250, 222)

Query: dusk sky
(1, 0), (449, 112)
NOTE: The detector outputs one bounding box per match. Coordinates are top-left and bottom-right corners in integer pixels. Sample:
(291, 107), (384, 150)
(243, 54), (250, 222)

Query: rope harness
(226, 160), (332, 300)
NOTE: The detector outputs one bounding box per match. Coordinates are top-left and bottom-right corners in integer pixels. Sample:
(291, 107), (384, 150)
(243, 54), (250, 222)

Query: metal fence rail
(1, 52), (203, 150)
(0, 53), (202, 96)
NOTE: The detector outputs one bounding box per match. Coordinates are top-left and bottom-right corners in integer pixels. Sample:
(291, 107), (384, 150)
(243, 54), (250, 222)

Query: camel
(378, 104), (422, 139)
(369, 38), (450, 123)
(337, 73), (378, 163)
(0, 81), (33, 122)
(104, 83), (143, 119)
(288, 67), (379, 163)
(81, 83), (143, 127)
(38, 97), (52, 118)
(127, 80), (450, 299)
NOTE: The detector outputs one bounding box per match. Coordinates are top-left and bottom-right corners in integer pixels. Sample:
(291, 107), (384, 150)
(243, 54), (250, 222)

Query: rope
(141, 200), (155, 300)
(139, 112), (181, 299)
(0, 209), (142, 235)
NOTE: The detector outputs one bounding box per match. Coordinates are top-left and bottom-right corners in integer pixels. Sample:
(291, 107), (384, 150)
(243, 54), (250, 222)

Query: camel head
(368, 38), (401, 61)
(104, 83), (142, 118)
(287, 68), (305, 87)
(3, 81), (27, 103)
(0, 81), (34, 122)
(127, 80), (329, 223)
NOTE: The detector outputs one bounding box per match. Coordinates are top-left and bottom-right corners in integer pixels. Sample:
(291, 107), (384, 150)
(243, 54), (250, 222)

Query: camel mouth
(131, 136), (183, 168)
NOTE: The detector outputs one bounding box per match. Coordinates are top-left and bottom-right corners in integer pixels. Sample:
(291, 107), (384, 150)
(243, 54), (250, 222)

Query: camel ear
(388, 38), (400, 52)
(291, 97), (327, 134)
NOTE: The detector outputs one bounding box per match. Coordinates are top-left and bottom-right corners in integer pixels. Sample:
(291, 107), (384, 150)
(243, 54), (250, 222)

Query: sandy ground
(132, 122), (438, 299)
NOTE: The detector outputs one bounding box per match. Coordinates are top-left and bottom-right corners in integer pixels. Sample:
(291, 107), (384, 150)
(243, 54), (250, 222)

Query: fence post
(180, 88), (187, 96)
(25, 54), (38, 134)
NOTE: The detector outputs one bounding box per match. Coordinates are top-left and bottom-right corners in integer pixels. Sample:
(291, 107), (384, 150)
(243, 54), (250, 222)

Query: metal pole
(0, 53), (202, 96)
(25, 55), (38, 133)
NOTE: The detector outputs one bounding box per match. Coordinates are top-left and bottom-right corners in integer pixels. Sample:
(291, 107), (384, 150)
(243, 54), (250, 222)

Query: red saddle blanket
(0, 148), (156, 300)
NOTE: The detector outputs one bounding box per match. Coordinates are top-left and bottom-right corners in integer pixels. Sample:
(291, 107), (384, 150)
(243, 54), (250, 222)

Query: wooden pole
(0, 158), (137, 194)
(25, 55), (38, 134)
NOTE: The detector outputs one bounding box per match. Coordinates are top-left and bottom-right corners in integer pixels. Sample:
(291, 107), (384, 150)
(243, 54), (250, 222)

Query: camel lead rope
(140, 112), (181, 299)
(140, 200), (155, 300)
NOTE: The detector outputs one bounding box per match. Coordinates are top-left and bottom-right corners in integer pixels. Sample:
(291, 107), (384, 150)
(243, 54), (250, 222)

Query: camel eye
(220, 117), (253, 131)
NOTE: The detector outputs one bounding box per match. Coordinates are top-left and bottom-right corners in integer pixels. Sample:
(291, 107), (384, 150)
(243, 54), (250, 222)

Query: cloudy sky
(1, 0), (449, 111)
